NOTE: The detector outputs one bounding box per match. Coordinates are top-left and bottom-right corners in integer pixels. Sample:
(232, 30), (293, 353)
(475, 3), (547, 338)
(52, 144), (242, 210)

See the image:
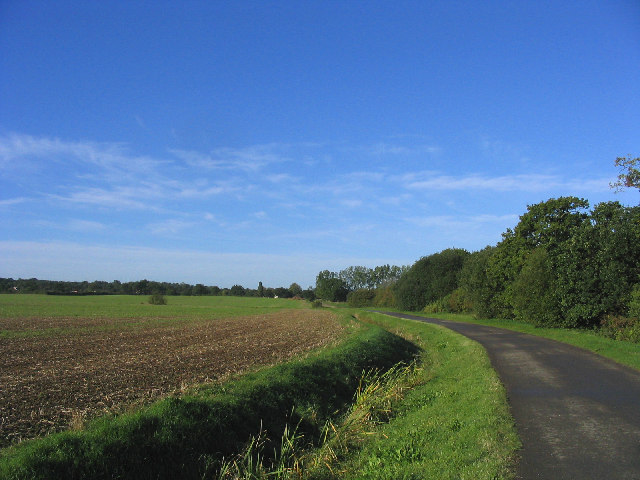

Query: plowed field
(0, 309), (343, 448)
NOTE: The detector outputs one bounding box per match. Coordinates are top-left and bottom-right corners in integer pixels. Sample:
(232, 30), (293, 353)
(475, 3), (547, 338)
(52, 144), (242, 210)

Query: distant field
(0, 295), (344, 448)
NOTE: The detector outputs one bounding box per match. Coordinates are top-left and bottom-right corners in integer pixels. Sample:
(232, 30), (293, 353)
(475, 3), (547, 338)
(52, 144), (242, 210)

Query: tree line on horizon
(316, 196), (640, 342)
(0, 277), (314, 300)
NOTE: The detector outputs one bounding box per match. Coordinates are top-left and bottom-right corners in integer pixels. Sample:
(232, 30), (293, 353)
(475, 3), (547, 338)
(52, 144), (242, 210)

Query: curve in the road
(378, 312), (640, 480)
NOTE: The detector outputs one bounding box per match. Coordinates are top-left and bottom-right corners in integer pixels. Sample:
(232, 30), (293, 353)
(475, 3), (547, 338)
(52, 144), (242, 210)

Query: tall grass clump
(214, 361), (422, 480)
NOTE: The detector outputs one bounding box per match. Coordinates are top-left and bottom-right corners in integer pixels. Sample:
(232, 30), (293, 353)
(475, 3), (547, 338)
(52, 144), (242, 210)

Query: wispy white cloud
(0, 133), (161, 180)
(266, 173), (300, 184)
(403, 172), (610, 193)
(369, 142), (440, 156)
(0, 197), (29, 207)
(340, 199), (363, 208)
(147, 219), (197, 235)
(33, 218), (109, 232)
(48, 188), (150, 210)
(67, 219), (108, 232)
(171, 143), (293, 172)
(405, 213), (519, 229)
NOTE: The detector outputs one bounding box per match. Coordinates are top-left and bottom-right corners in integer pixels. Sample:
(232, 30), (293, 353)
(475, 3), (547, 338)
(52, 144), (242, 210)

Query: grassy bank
(216, 311), (520, 479)
(0, 313), (417, 479)
(328, 312), (519, 479)
(414, 312), (640, 372)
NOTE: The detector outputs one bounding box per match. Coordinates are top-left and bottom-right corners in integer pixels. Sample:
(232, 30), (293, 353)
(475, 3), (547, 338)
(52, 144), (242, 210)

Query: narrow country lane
(379, 312), (640, 480)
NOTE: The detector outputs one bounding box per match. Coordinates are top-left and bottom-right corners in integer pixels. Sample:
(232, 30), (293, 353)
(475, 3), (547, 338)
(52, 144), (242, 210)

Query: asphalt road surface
(378, 312), (640, 480)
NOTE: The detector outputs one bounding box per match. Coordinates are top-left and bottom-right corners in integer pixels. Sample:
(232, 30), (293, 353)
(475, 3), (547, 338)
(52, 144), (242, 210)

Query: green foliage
(315, 271), (349, 302)
(301, 289), (316, 302)
(394, 249), (469, 311)
(629, 284), (640, 319)
(288, 283), (303, 297)
(148, 293), (167, 305)
(458, 247), (503, 319)
(610, 155), (640, 192)
(310, 300), (323, 309)
(553, 202), (640, 327)
(372, 285), (397, 308)
(510, 248), (562, 326)
(423, 288), (472, 314)
(338, 264), (407, 291)
(230, 285), (246, 297)
(600, 315), (640, 344)
(347, 289), (376, 307)
(388, 196), (639, 329)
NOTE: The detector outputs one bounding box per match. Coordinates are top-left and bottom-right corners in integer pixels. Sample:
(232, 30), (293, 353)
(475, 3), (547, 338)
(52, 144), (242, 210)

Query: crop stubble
(0, 309), (343, 448)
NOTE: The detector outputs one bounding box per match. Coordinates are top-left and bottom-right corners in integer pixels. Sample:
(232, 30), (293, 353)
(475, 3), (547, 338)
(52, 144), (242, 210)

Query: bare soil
(0, 310), (343, 448)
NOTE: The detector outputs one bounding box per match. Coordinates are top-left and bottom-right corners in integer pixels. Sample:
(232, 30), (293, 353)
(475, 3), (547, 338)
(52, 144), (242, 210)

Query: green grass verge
(0, 313), (418, 480)
(322, 311), (519, 480)
(414, 312), (640, 372)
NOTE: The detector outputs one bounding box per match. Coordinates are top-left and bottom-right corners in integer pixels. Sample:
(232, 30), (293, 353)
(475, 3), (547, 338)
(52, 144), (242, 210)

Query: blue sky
(1, 1), (639, 288)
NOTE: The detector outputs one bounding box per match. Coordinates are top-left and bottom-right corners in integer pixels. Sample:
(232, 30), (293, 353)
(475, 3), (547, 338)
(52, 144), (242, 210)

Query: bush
(394, 248), (469, 311)
(423, 298), (447, 314)
(510, 248), (563, 327)
(347, 289), (376, 307)
(600, 315), (640, 343)
(629, 284), (640, 319)
(148, 293), (167, 305)
(311, 300), (323, 308)
(373, 285), (397, 308)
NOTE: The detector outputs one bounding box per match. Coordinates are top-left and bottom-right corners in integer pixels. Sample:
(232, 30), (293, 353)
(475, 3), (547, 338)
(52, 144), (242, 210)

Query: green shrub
(347, 289), (376, 307)
(310, 300), (323, 308)
(629, 284), (640, 319)
(423, 298), (447, 314)
(373, 285), (397, 308)
(510, 248), (563, 327)
(600, 315), (640, 343)
(148, 293), (167, 305)
(394, 248), (469, 311)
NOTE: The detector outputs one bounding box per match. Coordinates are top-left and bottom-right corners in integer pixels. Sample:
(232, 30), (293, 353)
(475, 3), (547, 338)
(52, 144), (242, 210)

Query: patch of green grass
(0, 294), (307, 318)
(0, 295), (310, 337)
(0, 313), (419, 480)
(418, 312), (640, 372)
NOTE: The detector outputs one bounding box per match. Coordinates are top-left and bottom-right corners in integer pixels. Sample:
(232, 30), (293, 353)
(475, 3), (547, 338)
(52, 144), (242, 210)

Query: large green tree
(394, 248), (469, 311)
(484, 197), (590, 321)
(554, 201), (640, 326)
(315, 270), (349, 302)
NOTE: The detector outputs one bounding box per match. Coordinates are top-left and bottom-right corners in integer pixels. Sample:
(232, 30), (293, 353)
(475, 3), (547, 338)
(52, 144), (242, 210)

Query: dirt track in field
(0, 310), (343, 448)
